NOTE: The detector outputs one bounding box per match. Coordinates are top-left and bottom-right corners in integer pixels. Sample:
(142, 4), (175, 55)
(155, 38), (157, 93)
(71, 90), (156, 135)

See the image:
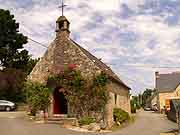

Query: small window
(115, 94), (117, 105)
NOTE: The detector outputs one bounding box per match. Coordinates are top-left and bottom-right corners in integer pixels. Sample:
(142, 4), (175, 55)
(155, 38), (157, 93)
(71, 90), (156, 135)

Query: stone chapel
(29, 15), (131, 128)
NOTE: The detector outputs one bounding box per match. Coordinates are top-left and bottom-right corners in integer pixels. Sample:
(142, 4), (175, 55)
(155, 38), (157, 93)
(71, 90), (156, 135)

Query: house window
(115, 94), (117, 105)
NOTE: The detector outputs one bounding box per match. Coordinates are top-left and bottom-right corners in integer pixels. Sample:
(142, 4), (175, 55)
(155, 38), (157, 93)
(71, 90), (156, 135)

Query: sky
(1, 0), (180, 95)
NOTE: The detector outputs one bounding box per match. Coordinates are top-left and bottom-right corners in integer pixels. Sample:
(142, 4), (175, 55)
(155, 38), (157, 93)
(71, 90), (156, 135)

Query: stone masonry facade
(29, 16), (131, 128)
(105, 81), (131, 127)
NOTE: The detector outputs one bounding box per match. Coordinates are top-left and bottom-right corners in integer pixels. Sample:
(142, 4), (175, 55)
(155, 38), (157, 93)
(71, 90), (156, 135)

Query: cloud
(1, 0), (180, 95)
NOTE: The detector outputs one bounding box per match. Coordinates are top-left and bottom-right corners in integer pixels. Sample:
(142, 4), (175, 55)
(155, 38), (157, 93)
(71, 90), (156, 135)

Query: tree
(0, 9), (39, 103)
(0, 57), (39, 102)
(130, 99), (136, 113)
(142, 88), (153, 107)
(26, 58), (39, 74)
(0, 9), (29, 70)
(0, 68), (26, 102)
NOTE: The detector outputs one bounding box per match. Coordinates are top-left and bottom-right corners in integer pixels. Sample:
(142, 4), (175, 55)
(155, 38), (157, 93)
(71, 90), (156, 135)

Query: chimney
(155, 71), (159, 89)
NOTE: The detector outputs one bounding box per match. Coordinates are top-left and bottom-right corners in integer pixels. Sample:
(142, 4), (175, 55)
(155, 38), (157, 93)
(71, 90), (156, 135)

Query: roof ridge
(69, 38), (130, 90)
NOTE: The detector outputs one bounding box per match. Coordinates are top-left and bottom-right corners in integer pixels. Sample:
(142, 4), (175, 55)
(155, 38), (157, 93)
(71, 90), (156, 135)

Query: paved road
(111, 111), (177, 135)
(0, 111), (177, 135)
(0, 111), (95, 135)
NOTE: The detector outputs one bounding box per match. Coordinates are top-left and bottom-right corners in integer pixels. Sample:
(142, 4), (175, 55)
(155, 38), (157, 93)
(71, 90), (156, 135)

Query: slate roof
(70, 39), (131, 90)
(156, 72), (180, 93)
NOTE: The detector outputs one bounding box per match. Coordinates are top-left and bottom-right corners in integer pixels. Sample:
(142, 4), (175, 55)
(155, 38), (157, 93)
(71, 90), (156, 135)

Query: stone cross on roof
(58, 0), (67, 16)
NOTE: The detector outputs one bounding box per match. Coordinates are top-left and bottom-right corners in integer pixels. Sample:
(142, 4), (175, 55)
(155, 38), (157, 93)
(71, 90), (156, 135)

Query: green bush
(113, 108), (130, 123)
(136, 103), (141, 110)
(24, 81), (51, 116)
(79, 116), (96, 125)
(130, 100), (137, 113)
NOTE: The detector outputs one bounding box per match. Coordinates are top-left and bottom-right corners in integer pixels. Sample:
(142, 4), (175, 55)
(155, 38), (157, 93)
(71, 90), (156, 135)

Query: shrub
(79, 116), (96, 125)
(0, 68), (27, 102)
(113, 108), (130, 123)
(136, 103), (141, 110)
(24, 81), (51, 116)
(130, 100), (137, 113)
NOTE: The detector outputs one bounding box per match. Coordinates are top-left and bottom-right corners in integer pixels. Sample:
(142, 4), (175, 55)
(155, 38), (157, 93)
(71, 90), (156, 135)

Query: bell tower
(56, 16), (70, 37)
(56, 0), (70, 37)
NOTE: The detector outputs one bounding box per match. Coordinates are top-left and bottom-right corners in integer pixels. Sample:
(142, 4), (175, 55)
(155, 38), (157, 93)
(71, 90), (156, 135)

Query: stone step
(46, 117), (78, 126)
(53, 114), (68, 118)
(46, 120), (64, 124)
(46, 118), (67, 124)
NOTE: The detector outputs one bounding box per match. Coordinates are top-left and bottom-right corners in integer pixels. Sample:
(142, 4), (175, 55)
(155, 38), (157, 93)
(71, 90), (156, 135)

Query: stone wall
(105, 81), (130, 128)
(29, 37), (102, 83)
(63, 38), (102, 78)
(107, 81), (131, 113)
(28, 41), (57, 84)
(104, 92), (114, 128)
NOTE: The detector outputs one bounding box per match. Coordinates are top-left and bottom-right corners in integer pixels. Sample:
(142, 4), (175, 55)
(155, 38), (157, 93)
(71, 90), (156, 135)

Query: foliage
(26, 58), (39, 74)
(130, 100), (136, 113)
(111, 115), (135, 131)
(130, 99), (137, 113)
(24, 81), (51, 116)
(0, 68), (26, 102)
(0, 57), (39, 102)
(48, 67), (109, 117)
(90, 73), (109, 111)
(142, 88), (154, 107)
(113, 108), (130, 124)
(136, 103), (141, 110)
(131, 96), (141, 110)
(0, 10), (39, 103)
(0, 9), (30, 70)
(79, 116), (96, 125)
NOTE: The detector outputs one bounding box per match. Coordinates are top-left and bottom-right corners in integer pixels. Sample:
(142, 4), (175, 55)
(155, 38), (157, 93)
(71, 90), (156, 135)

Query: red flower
(68, 64), (76, 70)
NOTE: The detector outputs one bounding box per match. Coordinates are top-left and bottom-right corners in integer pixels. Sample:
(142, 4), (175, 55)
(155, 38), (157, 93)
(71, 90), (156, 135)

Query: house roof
(70, 39), (131, 90)
(156, 72), (180, 93)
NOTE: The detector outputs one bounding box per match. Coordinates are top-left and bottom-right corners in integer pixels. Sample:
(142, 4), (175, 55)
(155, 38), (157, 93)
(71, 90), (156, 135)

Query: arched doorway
(53, 87), (68, 114)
